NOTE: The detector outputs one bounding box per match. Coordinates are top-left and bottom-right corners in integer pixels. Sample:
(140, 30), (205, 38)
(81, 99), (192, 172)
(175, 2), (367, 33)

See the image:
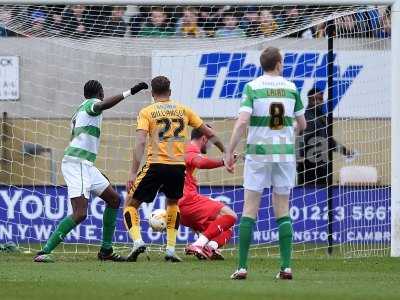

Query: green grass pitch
(1, 247), (400, 300)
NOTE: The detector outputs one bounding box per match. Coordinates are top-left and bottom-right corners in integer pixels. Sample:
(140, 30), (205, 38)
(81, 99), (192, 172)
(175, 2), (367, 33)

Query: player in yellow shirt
(124, 76), (225, 262)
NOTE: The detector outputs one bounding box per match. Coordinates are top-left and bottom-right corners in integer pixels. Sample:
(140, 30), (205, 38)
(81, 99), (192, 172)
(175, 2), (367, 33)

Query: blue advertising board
(152, 50), (390, 118)
(0, 186), (390, 244)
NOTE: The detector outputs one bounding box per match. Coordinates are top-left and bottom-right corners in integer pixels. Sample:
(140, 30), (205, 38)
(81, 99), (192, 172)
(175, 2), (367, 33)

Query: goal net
(0, 1), (392, 257)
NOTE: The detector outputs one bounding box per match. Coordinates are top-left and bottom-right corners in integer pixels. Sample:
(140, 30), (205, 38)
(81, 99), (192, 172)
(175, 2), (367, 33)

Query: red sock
(212, 228), (233, 248)
(203, 215), (236, 240)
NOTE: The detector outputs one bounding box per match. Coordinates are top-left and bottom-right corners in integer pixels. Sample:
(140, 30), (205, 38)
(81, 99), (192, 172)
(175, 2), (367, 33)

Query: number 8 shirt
(240, 74), (305, 163)
(240, 74), (305, 194)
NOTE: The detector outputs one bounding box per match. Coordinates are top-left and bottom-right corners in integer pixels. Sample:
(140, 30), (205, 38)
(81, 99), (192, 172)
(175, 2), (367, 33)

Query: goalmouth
(0, 0), (399, 257)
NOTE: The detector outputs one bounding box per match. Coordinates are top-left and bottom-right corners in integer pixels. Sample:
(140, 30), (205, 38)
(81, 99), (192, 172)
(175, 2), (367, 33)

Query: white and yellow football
(149, 209), (167, 232)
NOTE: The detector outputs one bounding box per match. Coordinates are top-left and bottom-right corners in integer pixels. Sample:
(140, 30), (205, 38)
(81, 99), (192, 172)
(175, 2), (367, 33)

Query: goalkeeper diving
(181, 125), (238, 260)
(34, 80), (148, 263)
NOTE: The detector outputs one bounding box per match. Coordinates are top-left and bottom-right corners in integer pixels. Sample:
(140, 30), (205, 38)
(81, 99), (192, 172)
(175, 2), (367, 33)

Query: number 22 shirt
(137, 100), (203, 165)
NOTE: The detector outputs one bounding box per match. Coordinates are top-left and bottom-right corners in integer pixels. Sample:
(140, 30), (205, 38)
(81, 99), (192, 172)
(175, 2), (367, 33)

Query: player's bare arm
(224, 111), (251, 172)
(296, 114), (307, 133)
(93, 82), (148, 113)
(126, 129), (147, 192)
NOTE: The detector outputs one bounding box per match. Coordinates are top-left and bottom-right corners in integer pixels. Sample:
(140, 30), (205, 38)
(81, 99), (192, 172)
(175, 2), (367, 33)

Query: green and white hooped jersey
(240, 74), (305, 163)
(64, 99), (102, 165)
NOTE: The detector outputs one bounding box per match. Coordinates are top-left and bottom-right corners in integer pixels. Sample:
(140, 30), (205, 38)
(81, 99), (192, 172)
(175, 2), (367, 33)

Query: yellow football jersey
(137, 100), (203, 165)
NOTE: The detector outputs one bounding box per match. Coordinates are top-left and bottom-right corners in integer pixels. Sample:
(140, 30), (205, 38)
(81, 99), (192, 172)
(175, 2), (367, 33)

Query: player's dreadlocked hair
(84, 80), (103, 99)
(191, 124), (212, 140)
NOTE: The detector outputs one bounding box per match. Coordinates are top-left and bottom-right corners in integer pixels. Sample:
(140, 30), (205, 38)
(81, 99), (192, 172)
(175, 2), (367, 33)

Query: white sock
(166, 246), (175, 255)
(134, 239), (144, 246)
(208, 240), (218, 250)
(192, 234), (209, 247)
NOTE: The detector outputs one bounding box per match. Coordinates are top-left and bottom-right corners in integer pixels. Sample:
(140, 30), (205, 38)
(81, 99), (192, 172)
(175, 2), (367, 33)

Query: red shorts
(178, 194), (225, 233)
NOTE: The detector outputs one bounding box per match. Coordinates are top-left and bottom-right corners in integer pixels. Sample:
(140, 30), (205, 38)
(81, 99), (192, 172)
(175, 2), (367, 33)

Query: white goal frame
(0, 0), (399, 257)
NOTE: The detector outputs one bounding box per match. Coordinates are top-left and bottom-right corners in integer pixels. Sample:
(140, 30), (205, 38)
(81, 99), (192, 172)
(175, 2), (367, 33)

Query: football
(149, 209), (167, 232)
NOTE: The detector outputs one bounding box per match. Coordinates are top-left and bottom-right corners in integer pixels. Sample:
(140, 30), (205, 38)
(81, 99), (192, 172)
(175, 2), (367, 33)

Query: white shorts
(61, 159), (109, 199)
(243, 158), (295, 194)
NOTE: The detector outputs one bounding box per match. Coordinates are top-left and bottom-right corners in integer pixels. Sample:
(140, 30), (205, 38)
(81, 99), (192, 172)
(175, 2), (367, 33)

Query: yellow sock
(166, 204), (180, 251)
(123, 206), (142, 242)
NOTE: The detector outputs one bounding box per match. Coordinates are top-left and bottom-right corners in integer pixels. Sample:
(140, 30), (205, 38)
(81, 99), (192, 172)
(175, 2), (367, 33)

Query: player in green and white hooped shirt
(225, 47), (307, 280)
(34, 80), (148, 263)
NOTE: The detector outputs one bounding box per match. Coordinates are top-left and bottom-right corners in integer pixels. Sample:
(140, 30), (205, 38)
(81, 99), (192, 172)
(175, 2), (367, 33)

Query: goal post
(0, 0), (398, 257)
(390, 0), (400, 257)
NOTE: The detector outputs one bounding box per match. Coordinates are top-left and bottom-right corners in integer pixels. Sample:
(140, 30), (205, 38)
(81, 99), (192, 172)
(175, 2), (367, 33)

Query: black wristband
(131, 82), (148, 95)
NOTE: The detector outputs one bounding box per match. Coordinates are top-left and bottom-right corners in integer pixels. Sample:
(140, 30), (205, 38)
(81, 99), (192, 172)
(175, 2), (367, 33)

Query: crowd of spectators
(0, 5), (392, 38)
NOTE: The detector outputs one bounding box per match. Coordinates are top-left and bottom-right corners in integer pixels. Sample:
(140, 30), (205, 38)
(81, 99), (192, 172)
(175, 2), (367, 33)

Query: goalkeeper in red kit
(180, 125), (238, 260)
